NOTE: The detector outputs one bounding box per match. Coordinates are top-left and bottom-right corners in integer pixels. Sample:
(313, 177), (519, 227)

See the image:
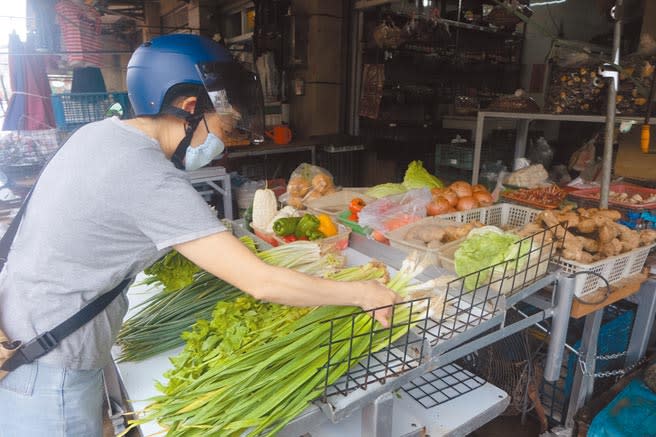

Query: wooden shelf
(570, 271), (649, 319)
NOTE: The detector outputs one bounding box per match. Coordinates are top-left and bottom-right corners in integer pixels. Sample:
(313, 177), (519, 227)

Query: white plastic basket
(435, 203), (541, 228)
(557, 243), (655, 297)
(385, 217), (456, 264)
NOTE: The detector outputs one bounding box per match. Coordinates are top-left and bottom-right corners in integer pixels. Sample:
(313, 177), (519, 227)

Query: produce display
(526, 207), (656, 264)
(427, 181), (493, 216)
(142, 250), (200, 292)
(285, 163), (336, 209)
(126, 253), (444, 437)
(504, 164), (549, 188)
(608, 191), (656, 206)
(502, 185), (567, 209)
(272, 213), (339, 242)
(402, 221), (483, 249)
(117, 240), (345, 362)
(453, 227), (532, 290)
(365, 160), (442, 199)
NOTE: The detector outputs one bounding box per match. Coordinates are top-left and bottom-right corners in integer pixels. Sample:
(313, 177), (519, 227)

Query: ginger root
(639, 229), (656, 246)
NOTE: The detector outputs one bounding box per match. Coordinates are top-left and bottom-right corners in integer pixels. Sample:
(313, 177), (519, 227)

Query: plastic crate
(434, 203), (541, 228)
(51, 92), (132, 131)
(568, 183), (656, 214)
(557, 243), (655, 297)
(435, 142), (491, 171)
(337, 210), (371, 236)
(274, 224), (352, 251)
(304, 190), (374, 217)
(386, 216), (461, 264)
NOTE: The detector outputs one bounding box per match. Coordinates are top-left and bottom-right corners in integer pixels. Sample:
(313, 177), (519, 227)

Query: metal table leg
(361, 392), (394, 437)
(544, 274), (577, 382)
(472, 113), (485, 185)
(625, 278), (656, 367)
(565, 309), (604, 428)
(514, 119), (530, 162)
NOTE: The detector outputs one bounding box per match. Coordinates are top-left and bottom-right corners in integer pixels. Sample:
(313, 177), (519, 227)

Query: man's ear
(179, 96), (198, 114)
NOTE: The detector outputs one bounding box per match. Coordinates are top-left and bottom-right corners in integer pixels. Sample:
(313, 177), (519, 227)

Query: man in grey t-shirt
(0, 35), (398, 436)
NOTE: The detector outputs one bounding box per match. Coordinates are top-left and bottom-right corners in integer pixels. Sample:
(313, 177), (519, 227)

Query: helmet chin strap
(161, 106), (204, 170)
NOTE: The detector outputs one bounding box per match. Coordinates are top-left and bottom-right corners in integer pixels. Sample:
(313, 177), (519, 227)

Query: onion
(456, 196), (479, 211)
(431, 187), (445, 197)
(472, 184), (488, 193)
(473, 191), (493, 206)
(449, 181), (473, 198)
(441, 189), (459, 207)
(427, 197), (451, 216)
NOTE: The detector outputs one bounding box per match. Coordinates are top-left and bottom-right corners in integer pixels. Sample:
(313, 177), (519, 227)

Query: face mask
(184, 132), (225, 172)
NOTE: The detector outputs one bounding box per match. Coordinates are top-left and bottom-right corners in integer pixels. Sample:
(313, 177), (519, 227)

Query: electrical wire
(571, 270), (612, 306)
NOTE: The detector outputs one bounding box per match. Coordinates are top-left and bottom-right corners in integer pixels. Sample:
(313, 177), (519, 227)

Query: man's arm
(174, 232), (400, 326)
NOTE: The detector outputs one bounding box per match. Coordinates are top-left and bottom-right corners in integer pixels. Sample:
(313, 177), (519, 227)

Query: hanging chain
(578, 352), (649, 378)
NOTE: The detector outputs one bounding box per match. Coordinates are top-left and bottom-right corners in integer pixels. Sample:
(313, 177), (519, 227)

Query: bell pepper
(317, 214), (338, 237)
(348, 198), (366, 222)
(295, 214), (321, 239)
(307, 230), (325, 241)
(273, 217), (301, 236)
(349, 198), (366, 214)
(281, 234), (298, 243)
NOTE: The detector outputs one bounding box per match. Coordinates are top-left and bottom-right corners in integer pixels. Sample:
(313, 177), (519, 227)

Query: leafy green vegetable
(143, 250), (201, 292)
(454, 229), (531, 291)
(402, 160), (444, 190)
(366, 183), (408, 198)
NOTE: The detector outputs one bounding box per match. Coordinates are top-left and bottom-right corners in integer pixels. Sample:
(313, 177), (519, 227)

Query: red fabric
(55, 0), (103, 68)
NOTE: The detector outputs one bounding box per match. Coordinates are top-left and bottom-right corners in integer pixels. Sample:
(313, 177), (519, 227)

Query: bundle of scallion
(117, 241), (345, 362)
(158, 262), (390, 399)
(124, 254), (437, 437)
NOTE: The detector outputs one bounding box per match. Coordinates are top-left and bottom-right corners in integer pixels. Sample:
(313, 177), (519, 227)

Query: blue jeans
(0, 361), (103, 437)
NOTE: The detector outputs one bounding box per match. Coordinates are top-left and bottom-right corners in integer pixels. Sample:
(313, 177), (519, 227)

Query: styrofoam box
(304, 190), (375, 217)
(386, 217), (458, 265)
(558, 243), (656, 297)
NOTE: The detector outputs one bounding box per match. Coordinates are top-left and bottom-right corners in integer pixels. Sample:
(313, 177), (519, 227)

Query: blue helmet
(127, 34), (233, 116)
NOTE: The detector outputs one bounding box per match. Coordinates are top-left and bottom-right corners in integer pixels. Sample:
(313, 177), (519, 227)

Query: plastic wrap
(283, 163), (337, 209)
(358, 189), (432, 238)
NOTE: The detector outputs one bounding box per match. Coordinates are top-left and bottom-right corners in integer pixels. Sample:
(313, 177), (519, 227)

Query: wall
(288, 0), (346, 138)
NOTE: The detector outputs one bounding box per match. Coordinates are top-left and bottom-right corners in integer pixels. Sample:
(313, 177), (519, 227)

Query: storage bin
(51, 92), (131, 131)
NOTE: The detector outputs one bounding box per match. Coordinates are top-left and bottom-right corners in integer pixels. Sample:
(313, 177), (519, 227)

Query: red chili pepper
(349, 198), (366, 214)
(348, 212), (359, 222)
(282, 235), (298, 243)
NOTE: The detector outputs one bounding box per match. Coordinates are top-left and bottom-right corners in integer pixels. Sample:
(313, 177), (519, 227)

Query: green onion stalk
(117, 241), (345, 362)
(123, 253), (436, 437)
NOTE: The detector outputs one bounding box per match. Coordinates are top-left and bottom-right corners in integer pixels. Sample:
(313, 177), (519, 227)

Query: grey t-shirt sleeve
(120, 156), (226, 250)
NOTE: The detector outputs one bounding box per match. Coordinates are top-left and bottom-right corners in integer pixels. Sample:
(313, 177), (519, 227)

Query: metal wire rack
(402, 361), (486, 409)
(418, 224), (564, 347)
(319, 297), (432, 399)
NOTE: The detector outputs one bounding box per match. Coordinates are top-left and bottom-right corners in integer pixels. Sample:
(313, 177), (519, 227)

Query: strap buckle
(15, 331), (59, 365)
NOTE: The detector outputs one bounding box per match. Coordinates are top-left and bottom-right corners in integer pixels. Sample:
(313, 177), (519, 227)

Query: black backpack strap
(1, 277), (132, 372)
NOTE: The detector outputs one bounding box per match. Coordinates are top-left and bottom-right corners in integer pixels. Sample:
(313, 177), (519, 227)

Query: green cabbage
(454, 229), (531, 291)
(403, 160), (444, 190)
(366, 183), (408, 198)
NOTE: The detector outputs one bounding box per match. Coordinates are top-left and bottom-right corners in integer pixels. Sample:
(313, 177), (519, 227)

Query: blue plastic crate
(51, 92), (131, 131)
(564, 308), (635, 396)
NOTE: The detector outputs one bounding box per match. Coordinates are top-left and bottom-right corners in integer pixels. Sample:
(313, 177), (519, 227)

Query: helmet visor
(196, 61), (265, 145)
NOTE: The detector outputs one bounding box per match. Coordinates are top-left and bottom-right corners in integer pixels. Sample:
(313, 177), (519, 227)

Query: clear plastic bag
(283, 163), (337, 209)
(528, 137), (554, 169)
(358, 188), (432, 236)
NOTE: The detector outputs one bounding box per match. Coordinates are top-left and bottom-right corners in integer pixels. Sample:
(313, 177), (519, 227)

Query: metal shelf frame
(471, 111), (656, 185)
